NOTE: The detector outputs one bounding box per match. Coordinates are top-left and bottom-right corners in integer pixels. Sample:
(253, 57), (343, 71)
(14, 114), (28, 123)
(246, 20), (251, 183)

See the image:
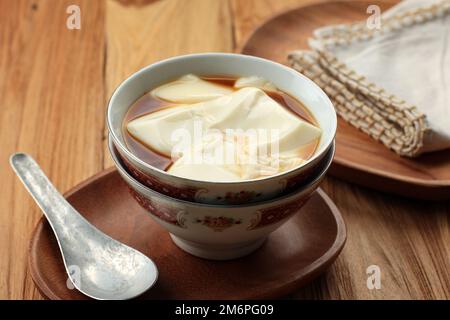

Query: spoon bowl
(10, 153), (158, 300)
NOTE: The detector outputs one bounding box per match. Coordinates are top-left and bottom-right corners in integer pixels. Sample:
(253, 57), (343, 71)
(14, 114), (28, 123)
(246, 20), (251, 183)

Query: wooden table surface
(1, 0), (448, 300)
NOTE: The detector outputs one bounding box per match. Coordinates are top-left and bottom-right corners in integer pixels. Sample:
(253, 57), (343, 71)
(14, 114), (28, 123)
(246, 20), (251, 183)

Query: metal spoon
(10, 153), (158, 300)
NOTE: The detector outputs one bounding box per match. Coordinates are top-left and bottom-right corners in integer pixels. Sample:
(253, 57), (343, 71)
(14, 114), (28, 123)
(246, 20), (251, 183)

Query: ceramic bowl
(107, 53), (337, 205)
(109, 136), (335, 260)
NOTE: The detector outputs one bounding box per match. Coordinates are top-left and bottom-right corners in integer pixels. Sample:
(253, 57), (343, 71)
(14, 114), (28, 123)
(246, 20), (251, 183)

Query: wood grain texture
(230, 0), (328, 49)
(291, 178), (449, 299)
(0, 0), (449, 300)
(0, 0), (105, 299)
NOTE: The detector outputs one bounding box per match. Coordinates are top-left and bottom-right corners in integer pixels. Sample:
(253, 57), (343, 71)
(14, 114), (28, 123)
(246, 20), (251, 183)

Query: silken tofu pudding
(108, 53), (336, 205)
(122, 74), (322, 183)
(107, 53), (336, 258)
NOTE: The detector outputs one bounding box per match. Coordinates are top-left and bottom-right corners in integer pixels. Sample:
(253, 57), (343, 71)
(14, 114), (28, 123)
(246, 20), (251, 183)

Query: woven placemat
(288, 0), (450, 157)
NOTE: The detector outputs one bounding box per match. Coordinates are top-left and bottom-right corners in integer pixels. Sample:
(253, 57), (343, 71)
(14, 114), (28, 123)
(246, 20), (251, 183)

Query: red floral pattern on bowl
(194, 216), (242, 232)
(283, 165), (318, 191)
(222, 190), (262, 204)
(128, 187), (186, 228)
(120, 154), (200, 201)
(247, 195), (312, 230)
(114, 139), (333, 205)
(130, 181), (311, 232)
(119, 151), (271, 205)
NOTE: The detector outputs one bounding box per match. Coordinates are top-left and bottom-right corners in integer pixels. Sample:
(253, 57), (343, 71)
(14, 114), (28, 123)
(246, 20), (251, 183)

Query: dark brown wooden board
(29, 169), (346, 300)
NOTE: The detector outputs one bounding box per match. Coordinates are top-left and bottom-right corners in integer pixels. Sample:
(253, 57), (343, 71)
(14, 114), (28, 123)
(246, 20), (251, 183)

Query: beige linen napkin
(288, 0), (450, 156)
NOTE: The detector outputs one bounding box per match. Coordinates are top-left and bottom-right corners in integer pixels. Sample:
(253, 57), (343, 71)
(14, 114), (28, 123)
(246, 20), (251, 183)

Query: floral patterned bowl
(109, 136), (335, 260)
(107, 53), (337, 205)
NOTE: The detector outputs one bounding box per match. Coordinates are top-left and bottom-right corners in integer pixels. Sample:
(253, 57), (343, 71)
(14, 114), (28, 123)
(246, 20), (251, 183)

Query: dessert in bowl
(109, 136), (335, 260)
(107, 53), (337, 205)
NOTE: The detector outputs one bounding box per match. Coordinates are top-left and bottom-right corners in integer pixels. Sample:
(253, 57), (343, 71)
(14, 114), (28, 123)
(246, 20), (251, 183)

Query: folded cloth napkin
(288, 0), (450, 157)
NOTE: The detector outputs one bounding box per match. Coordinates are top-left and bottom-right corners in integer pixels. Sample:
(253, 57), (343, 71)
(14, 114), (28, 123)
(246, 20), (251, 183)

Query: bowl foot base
(169, 235), (266, 260)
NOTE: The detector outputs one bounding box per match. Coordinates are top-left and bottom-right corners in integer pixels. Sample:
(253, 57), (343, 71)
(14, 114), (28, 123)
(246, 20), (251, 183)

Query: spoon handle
(10, 153), (84, 239)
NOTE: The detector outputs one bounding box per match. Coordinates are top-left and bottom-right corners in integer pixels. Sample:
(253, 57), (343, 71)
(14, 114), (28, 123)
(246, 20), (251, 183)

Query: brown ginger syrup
(122, 76), (320, 172)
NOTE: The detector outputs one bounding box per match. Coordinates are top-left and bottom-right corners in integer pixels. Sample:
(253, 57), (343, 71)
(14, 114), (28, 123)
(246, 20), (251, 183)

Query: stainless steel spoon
(10, 153), (158, 300)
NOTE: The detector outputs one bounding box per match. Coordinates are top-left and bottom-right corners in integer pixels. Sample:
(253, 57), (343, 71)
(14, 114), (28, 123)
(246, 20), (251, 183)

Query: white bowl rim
(109, 135), (335, 209)
(107, 52), (337, 185)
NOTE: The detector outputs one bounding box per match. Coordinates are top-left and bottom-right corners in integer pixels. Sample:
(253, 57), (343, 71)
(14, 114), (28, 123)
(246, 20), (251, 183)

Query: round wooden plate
(240, 0), (450, 200)
(29, 168), (346, 300)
